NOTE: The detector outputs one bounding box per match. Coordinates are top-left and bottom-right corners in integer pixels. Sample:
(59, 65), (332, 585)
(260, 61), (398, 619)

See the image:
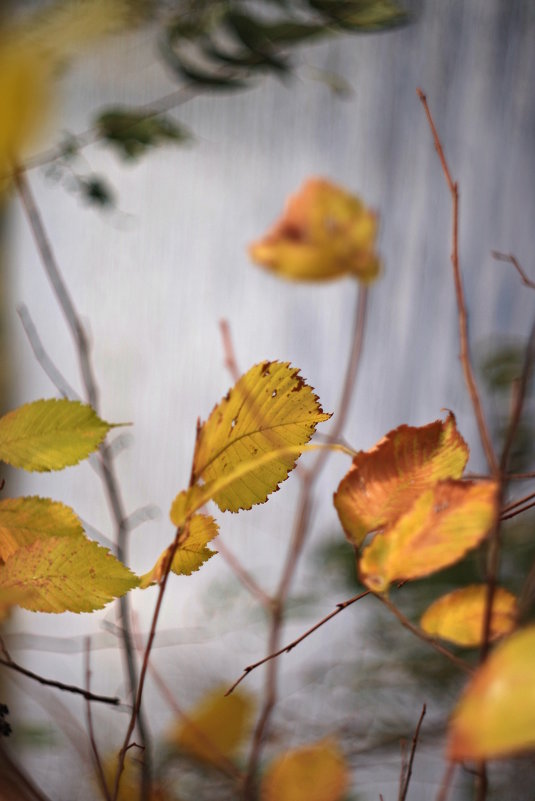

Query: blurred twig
(398, 703), (426, 801)
(492, 251), (535, 291)
(85, 638), (112, 801)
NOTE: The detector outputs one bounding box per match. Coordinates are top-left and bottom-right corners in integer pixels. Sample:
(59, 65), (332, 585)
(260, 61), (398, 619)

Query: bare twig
(373, 595), (474, 676)
(399, 704), (426, 801)
(492, 251), (535, 290)
(436, 762), (456, 801)
(85, 639), (112, 801)
(0, 638), (119, 706)
(242, 285), (368, 799)
(219, 319), (241, 382)
(217, 537), (272, 609)
(501, 489), (535, 514)
(227, 590), (370, 695)
(501, 499), (535, 520)
(14, 168), (151, 796)
(417, 89), (498, 477)
(500, 319), (535, 473)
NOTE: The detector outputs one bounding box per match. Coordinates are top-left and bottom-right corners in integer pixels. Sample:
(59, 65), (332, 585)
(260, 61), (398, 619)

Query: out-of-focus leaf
(250, 178), (381, 283)
(160, 36), (249, 90)
(359, 480), (499, 592)
(0, 537), (138, 613)
(334, 413), (469, 546)
(139, 514), (218, 587)
(191, 361), (330, 512)
(78, 175), (115, 207)
(260, 739), (349, 801)
(96, 108), (191, 160)
(0, 399), (114, 472)
(308, 0), (407, 31)
(224, 11), (292, 73)
(421, 585), (517, 647)
(448, 626), (535, 760)
(168, 686), (253, 766)
(0, 496), (84, 562)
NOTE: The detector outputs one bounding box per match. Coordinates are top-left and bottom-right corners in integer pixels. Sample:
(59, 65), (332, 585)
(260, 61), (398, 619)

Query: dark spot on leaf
(260, 361), (271, 377)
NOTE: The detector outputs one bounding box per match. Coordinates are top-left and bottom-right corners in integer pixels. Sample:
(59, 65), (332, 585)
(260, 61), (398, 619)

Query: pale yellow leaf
(140, 514), (218, 588)
(0, 536), (138, 613)
(421, 585), (517, 647)
(0, 496), (84, 562)
(359, 480), (498, 592)
(448, 626), (535, 760)
(192, 361), (330, 512)
(260, 739), (349, 801)
(334, 413), (469, 546)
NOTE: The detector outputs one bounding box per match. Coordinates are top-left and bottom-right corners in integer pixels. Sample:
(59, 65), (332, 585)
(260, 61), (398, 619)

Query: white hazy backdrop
(4, 1), (535, 799)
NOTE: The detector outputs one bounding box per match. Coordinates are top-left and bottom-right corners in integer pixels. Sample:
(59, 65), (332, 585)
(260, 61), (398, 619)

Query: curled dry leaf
(421, 585), (517, 647)
(334, 413), (469, 546)
(191, 361), (330, 512)
(249, 177), (380, 282)
(448, 626), (535, 761)
(260, 739), (349, 801)
(359, 480), (499, 593)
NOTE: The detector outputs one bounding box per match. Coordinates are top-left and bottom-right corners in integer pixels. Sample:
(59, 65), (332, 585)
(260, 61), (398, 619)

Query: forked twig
(492, 251), (535, 290)
(399, 703), (426, 801)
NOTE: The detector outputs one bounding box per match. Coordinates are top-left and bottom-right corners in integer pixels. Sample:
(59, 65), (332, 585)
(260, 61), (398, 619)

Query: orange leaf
(260, 739), (348, 801)
(421, 585), (517, 647)
(334, 414), (469, 546)
(448, 626), (535, 760)
(359, 480), (498, 592)
(249, 178), (380, 283)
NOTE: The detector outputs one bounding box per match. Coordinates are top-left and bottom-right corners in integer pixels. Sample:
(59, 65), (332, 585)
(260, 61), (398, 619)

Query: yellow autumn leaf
(249, 177), (380, 283)
(191, 361), (330, 512)
(448, 626), (535, 760)
(359, 480), (498, 593)
(139, 514), (218, 588)
(0, 587), (37, 622)
(168, 686), (253, 767)
(0, 496), (84, 562)
(260, 739), (349, 801)
(421, 585), (517, 647)
(334, 413), (469, 546)
(0, 0), (135, 191)
(0, 536), (139, 613)
(0, 398), (114, 471)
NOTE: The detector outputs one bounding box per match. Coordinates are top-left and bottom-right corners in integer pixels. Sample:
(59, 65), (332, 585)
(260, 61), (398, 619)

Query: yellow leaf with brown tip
(359, 480), (498, 592)
(334, 414), (469, 546)
(421, 585), (517, 647)
(448, 626), (535, 760)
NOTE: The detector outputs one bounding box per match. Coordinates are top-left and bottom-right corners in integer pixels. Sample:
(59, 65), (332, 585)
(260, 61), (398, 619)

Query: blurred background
(1, 1), (534, 799)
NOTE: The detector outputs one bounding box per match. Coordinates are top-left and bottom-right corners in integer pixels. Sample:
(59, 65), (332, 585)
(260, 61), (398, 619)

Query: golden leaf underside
(140, 514), (218, 588)
(334, 414), (469, 546)
(0, 496), (84, 562)
(0, 399), (113, 472)
(192, 361), (330, 512)
(448, 626), (535, 760)
(359, 480), (498, 592)
(0, 536), (138, 613)
(421, 585), (517, 647)
(169, 687), (253, 766)
(260, 740), (349, 801)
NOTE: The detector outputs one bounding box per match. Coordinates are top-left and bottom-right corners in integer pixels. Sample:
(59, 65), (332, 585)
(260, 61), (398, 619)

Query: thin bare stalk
(435, 762), (456, 801)
(501, 489), (535, 514)
(217, 537), (272, 609)
(85, 639), (112, 801)
(492, 251), (535, 290)
(373, 595), (474, 676)
(501, 500), (535, 520)
(13, 169), (151, 797)
(0, 637), (119, 706)
(242, 285), (368, 800)
(417, 89), (498, 477)
(227, 590), (370, 695)
(398, 704), (426, 801)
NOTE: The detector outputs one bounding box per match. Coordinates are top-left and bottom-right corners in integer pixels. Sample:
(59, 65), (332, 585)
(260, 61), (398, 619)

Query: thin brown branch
(219, 319), (241, 382)
(417, 89), (498, 477)
(435, 762), (456, 801)
(216, 537), (272, 609)
(227, 590), (370, 695)
(475, 761), (488, 801)
(85, 639), (112, 801)
(492, 251), (535, 290)
(500, 318), (535, 473)
(507, 471), (535, 480)
(501, 489), (535, 514)
(399, 704), (426, 801)
(0, 638), (119, 706)
(242, 285), (368, 800)
(373, 595), (474, 675)
(501, 499), (535, 520)
(14, 168), (151, 796)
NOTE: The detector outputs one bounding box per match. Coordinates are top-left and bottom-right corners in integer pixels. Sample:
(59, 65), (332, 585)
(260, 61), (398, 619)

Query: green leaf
(0, 399), (114, 472)
(0, 496), (84, 562)
(191, 361), (331, 512)
(96, 107), (191, 160)
(0, 536), (139, 613)
(140, 514), (218, 588)
(308, 0), (407, 31)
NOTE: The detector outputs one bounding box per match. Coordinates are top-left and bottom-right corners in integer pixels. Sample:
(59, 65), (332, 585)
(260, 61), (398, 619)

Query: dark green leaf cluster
(160, 0), (407, 90)
(96, 109), (192, 160)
